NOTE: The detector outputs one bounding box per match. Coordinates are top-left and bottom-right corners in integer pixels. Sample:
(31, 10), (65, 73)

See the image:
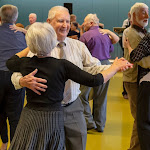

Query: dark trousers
(0, 112), (8, 143)
(137, 81), (150, 150)
(122, 82), (128, 96)
(0, 70), (25, 143)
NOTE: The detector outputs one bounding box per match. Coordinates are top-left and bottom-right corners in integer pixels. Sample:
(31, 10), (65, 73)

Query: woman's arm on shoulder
(6, 47), (29, 72)
(16, 47), (30, 58)
(6, 55), (21, 72)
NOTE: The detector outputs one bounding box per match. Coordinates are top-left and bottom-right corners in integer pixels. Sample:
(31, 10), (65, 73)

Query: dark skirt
(9, 106), (65, 150)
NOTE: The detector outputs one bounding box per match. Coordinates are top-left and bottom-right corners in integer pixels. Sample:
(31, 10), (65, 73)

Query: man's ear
(90, 22), (93, 26)
(132, 12), (136, 21)
(47, 18), (51, 23)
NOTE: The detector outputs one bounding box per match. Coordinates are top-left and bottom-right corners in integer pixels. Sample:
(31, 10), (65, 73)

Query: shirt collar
(132, 24), (147, 35)
(2, 23), (14, 27)
(89, 26), (99, 31)
(57, 39), (67, 47)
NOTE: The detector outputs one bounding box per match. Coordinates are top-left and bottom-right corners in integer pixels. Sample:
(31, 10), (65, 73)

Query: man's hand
(101, 57), (133, 83)
(19, 69), (47, 95)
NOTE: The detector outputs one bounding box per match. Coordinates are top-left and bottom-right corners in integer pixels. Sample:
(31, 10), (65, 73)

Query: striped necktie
(58, 42), (66, 59)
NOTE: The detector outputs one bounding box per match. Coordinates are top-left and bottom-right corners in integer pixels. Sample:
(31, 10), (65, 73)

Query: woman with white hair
(7, 22), (132, 150)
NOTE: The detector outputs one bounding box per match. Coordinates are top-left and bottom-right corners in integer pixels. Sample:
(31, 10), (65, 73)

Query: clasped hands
(112, 57), (133, 72)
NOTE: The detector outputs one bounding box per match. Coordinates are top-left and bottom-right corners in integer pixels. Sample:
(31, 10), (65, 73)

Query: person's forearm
(11, 49), (34, 90)
(128, 47), (133, 55)
(68, 35), (78, 39)
(79, 24), (84, 37)
(99, 23), (104, 29)
(108, 30), (119, 44)
(123, 37), (134, 55)
(21, 28), (27, 34)
(101, 65), (118, 83)
(16, 47), (29, 58)
(80, 28), (84, 36)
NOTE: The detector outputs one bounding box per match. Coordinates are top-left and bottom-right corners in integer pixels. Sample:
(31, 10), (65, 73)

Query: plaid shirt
(130, 32), (150, 81)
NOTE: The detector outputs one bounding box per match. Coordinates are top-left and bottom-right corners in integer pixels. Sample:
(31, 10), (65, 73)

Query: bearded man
(122, 2), (149, 150)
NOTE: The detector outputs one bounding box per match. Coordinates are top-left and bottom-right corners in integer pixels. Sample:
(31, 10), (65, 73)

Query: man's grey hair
(29, 13), (37, 18)
(48, 6), (69, 20)
(0, 4), (18, 23)
(26, 22), (57, 56)
(85, 14), (99, 25)
(70, 14), (76, 18)
(130, 3), (148, 21)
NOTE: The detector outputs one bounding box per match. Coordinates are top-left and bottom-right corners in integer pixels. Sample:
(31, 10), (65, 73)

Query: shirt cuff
(11, 72), (23, 90)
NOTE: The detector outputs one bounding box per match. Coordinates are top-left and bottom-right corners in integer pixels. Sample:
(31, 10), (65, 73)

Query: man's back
(80, 26), (114, 60)
(0, 23), (27, 71)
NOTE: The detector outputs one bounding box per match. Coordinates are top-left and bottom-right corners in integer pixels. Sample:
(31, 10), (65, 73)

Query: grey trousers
(64, 97), (87, 150)
(79, 59), (110, 131)
(80, 81), (109, 131)
(124, 82), (140, 150)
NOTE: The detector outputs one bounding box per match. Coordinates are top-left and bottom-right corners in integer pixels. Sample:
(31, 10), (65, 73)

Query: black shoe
(87, 127), (96, 131)
(96, 127), (104, 132)
(123, 94), (128, 99)
(96, 128), (104, 132)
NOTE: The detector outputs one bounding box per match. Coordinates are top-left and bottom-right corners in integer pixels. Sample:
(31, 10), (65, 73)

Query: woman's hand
(99, 29), (119, 44)
(101, 57), (133, 83)
(10, 25), (22, 32)
(112, 57), (133, 72)
(123, 38), (130, 48)
(123, 38), (133, 54)
(99, 29), (109, 35)
(9, 25), (27, 34)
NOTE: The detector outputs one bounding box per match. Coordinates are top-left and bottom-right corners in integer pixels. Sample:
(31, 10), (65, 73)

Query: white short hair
(48, 6), (69, 20)
(26, 22), (57, 56)
(0, 4), (18, 23)
(29, 13), (37, 18)
(85, 14), (99, 25)
(130, 3), (148, 21)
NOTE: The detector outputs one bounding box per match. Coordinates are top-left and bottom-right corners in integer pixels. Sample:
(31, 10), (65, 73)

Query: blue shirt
(0, 23), (27, 71)
(79, 26), (114, 60)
